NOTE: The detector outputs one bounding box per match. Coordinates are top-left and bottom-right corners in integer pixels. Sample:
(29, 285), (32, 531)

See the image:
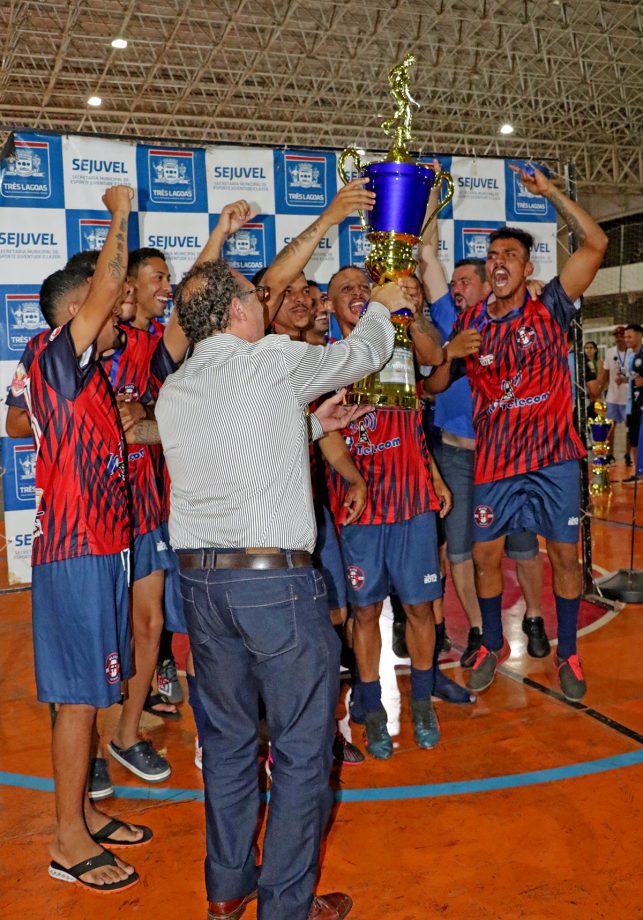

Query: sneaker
(556, 654), (587, 701)
(364, 705), (393, 759)
(624, 452), (632, 467)
(108, 739), (172, 783)
(157, 657), (183, 704)
(460, 626), (482, 668)
(332, 729), (365, 765)
(391, 620), (409, 659)
(433, 670), (476, 704)
(466, 639), (510, 692)
(522, 615), (551, 658)
(195, 736), (202, 771)
(88, 757), (114, 800)
(410, 698), (440, 749)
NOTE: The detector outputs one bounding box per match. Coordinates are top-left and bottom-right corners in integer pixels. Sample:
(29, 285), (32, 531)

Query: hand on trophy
(370, 281), (415, 315)
(313, 389), (374, 433)
(447, 328), (482, 359)
(324, 178), (375, 225)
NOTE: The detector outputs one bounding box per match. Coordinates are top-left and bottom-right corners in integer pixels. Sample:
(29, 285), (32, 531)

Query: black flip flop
(48, 848), (139, 893)
(91, 817), (153, 848)
(143, 692), (182, 720)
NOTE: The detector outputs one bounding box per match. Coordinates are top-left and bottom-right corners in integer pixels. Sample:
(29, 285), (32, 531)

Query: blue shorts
(313, 504), (347, 611)
(472, 461), (580, 545)
(160, 522), (187, 634)
(133, 524), (174, 582)
(32, 551), (132, 707)
(436, 444), (538, 561)
(340, 511), (441, 607)
(606, 403), (627, 424)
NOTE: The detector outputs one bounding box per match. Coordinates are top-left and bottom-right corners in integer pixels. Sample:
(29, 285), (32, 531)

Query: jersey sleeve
(38, 322), (97, 402)
(149, 337), (180, 387)
(540, 276), (580, 331)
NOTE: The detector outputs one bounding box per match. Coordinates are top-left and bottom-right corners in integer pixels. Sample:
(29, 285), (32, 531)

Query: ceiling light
(356, 148), (366, 156)
(500, 123), (514, 135)
(87, 95), (102, 107)
(111, 37), (128, 49)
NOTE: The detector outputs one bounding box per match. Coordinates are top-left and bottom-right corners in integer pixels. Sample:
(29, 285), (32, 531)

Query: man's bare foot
(51, 830), (134, 886)
(84, 803), (145, 844)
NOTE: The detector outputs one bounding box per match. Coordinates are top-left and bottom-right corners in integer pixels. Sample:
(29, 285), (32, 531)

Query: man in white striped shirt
(156, 259), (413, 920)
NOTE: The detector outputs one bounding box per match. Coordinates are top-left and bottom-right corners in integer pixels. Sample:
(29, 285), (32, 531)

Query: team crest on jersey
(347, 565), (365, 590)
(515, 325), (536, 348)
(105, 652), (121, 684)
(474, 505), (494, 527)
(117, 382), (139, 401)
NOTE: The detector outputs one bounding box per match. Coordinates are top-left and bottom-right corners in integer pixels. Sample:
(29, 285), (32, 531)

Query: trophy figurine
(338, 53), (454, 409)
(587, 401), (614, 495)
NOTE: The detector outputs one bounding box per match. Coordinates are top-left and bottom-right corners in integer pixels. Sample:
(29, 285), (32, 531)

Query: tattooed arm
(261, 178), (375, 321)
(70, 185), (133, 356)
(125, 418), (161, 445)
(510, 166), (608, 302)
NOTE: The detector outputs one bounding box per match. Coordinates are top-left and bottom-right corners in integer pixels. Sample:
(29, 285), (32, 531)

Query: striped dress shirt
(155, 301), (394, 552)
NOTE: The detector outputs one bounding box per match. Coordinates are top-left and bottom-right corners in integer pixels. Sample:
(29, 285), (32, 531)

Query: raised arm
(262, 178), (375, 321)
(70, 185), (133, 357)
(418, 159), (449, 305)
(510, 166), (608, 302)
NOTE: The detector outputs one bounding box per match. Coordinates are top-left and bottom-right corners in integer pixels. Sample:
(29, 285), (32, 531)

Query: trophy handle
(419, 170), (454, 238)
(337, 147), (369, 230)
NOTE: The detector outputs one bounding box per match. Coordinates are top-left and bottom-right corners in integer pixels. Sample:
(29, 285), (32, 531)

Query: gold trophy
(338, 54), (454, 409)
(587, 401), (614, 494)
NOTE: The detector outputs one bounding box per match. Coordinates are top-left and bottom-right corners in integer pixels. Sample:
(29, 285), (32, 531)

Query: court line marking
(2, 749), (643, 804)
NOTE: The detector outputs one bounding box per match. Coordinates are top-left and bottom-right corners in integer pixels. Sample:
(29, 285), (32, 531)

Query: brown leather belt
(177, 549), (313, 571)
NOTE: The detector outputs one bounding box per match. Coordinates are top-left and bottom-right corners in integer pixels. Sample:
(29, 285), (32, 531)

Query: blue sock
(410, 666), (434, 702)
(360, 679), (382, 714)
(479, 595), (503, 651)
(187, 673), (207, 745)
(555, 595), (580, 659)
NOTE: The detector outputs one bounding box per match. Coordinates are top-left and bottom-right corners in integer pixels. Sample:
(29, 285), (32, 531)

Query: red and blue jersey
(328, 407), (440, 526)
(25, 322), (130, 566)
(455, 277), (586, 485)
(102, 324), (176, 536)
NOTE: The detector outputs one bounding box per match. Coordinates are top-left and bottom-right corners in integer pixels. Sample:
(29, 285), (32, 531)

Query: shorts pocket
(227, 584), (298, 658)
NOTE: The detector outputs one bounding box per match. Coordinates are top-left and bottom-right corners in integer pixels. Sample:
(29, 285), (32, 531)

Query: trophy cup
(337, 53), (454, 409)
(587, 401), (614, 495)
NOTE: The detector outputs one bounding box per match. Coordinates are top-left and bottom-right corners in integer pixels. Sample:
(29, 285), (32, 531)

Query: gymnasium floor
(0, 465), (641, 919)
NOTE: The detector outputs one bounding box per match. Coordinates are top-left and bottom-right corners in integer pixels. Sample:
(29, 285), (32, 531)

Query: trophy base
(347, 388), (419, 410)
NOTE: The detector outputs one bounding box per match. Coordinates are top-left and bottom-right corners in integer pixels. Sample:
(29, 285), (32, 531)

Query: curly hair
(174, 259), (243, 343)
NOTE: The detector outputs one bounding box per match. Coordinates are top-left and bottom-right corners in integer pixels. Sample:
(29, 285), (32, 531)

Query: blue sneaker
(411, 699), (440, 749)
(433, 670), (476, 704)
(364, 705), (393, 759)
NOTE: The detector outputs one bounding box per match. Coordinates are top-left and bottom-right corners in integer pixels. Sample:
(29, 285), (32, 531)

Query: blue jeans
(180, 562), (340, 920)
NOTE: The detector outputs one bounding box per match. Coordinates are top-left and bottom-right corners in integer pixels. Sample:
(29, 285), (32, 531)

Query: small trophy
(338, 54), (454, 409)
(587, 401), (614, 494)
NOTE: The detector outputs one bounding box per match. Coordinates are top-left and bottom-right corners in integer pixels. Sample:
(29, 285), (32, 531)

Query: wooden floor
(1, 465), (642, 920)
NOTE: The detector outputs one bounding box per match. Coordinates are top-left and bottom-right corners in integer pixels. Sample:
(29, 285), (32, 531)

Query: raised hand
(324, 178), (375, 225)
(218, 199), (257, 238)
(102, 185), (134, 214)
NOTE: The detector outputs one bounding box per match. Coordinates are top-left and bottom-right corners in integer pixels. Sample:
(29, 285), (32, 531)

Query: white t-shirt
(604, 345), (632, 405)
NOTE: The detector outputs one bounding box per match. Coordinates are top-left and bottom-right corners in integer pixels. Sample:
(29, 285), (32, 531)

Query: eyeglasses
(238, 285), (270, 304)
